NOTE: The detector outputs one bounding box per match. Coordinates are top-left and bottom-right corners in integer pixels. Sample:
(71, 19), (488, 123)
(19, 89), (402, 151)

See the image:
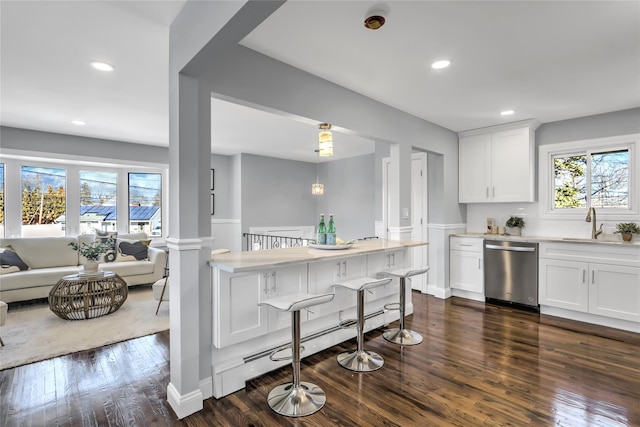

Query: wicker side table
(48, 271), (128, 320)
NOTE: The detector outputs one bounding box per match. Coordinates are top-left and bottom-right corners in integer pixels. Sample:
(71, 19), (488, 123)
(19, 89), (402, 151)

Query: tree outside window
(21, 166), (66, 237)
(553, 149), (629, 210)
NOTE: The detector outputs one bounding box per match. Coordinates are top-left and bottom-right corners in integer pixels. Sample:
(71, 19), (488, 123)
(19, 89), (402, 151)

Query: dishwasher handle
(485, 244), (536, 252)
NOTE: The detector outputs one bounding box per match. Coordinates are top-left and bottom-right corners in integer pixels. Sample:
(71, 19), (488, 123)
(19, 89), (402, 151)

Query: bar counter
(209, 238), (427, 272)
(207, 238), (428, 398)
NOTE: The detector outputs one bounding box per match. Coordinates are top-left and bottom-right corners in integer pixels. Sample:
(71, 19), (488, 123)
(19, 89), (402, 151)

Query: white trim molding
(167, 383), (204, 419)
(387, 226), (413, 241)
(166, 237), (204, 251)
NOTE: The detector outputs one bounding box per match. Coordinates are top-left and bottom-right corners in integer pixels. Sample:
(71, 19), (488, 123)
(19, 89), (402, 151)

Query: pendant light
(312, 149), (324, 195)
(318, 123), (333, 157)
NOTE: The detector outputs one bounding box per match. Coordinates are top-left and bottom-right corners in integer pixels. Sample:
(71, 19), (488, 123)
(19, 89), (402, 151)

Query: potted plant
(505, 216), (525, 236)
(68, 239), (114, 273)
(614, 223), (640, 242)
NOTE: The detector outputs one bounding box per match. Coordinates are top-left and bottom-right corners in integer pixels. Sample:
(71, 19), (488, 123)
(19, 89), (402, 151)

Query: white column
(166, 73), (207, 419)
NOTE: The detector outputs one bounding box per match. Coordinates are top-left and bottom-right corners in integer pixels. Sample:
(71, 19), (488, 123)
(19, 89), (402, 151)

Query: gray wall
(0, 126), (168, 165)
(211, 154), (232, 218)
(537, 108), (640, 146)
(239, 153), (317, 232)
(316, 154), (376, 241)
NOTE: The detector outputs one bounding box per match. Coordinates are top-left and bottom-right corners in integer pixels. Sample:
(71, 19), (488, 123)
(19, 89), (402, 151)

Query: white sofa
(0, 233), (167, 303)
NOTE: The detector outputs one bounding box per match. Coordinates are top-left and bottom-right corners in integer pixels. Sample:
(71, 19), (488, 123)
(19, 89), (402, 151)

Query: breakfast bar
(208, 239), (428, 398)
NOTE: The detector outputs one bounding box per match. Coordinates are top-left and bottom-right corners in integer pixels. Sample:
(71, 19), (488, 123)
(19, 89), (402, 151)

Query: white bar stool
(378, 266), (430, 346)
(333, 277), (392, 372)
(259, 292), (335, 417)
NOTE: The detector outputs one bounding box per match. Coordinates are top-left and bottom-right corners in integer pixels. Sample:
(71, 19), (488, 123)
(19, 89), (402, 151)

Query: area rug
(0, 285), (169, 370)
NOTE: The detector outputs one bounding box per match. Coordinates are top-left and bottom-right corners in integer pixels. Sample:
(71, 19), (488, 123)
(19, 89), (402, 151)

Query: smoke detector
(364, 14), (385, 30)
(364, 4), (389, 30)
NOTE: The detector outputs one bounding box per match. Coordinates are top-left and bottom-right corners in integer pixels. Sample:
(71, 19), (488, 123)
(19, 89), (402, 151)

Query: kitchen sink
(561, 237), (596, 242)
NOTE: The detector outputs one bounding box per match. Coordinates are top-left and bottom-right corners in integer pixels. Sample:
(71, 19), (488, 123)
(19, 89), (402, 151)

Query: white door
(383, 153), (428, 292)
(410, 153), (428, 291)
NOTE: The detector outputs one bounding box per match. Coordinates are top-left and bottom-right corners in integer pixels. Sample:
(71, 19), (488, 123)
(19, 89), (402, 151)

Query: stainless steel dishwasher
(484, 239), (539, 308)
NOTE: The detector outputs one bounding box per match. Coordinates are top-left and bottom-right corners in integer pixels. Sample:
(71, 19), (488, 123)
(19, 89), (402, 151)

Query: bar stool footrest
(383, 302), (400, 311)
(269, 344), (306, 362)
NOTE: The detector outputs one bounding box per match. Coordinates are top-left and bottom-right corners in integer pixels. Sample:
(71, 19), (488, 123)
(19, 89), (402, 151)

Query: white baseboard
(200, 376), (213, 400)
(167, 382), (204, 419)
(427, 284), (452, 299)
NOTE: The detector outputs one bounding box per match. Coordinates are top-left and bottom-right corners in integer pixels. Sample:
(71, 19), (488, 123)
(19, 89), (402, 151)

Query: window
(554, 149), (629, 210)
(128, 173), (162, 235)
(80, 171), (117, 234)
(540, 134), (639, 219)
(21, 166), (66, 237)
(0, 163), (4, 237)
(0, 157), (166, 238)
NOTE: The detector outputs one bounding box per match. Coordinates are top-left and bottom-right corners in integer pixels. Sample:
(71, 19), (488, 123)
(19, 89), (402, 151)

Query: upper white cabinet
(458, 119), (540, 203)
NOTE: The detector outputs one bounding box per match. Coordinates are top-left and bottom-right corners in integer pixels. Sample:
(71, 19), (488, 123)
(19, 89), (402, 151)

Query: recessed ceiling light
(431, 60), (451, 69)
(90, 61), (115, 72)
(71, 120), (86, 126)
(500, 110), (515, 116)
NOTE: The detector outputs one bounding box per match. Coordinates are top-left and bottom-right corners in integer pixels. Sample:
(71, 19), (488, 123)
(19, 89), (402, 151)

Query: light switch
(402, 207), (410, 219)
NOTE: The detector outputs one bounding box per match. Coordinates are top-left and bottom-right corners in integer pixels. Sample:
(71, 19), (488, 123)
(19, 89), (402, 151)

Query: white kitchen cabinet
(213, 270), (268, 348)
(458, 120), (539, 203)
(538, 242), (640, 325)
(307, 255), (366, 320)
(212, 264), (307, 348)
(539, 259), (589, 312)
(263, 265), (308, 331)
(366, 249), (406, 304)
(589, 263), (640, 322)
(449, 236), (484, 296)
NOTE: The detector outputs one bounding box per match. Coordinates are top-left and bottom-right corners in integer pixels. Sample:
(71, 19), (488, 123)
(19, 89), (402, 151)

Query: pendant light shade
(318, 123), (333, 157)
(312, 182), (324, 195)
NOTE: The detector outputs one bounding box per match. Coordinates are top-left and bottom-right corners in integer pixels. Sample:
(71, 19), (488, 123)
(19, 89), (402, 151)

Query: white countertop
(451, 233), (640, 246)
(209, 239), (428, 273)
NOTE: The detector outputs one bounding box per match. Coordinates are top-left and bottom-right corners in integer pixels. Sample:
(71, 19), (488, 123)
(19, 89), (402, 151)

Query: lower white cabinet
(589, 263), (640, 322)
(539, 259), (589, 312)
(307, 255), (366, 320)
(449, 236), (484, 297)
(539, 243), (640, 324)
(212, 264), (306, 348)
(365, 249), (405, 304)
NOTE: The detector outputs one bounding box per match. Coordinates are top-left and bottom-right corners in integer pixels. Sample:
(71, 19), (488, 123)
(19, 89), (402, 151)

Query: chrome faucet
(585, 207), (603, 239)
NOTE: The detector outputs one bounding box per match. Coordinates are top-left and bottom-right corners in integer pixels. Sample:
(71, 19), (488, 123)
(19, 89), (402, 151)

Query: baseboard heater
(243, 309), (385, 364)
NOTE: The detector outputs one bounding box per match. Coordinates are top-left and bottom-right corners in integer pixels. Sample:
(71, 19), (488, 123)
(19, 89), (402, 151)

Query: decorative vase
(83, 260), (99, 274)
(509, 227), (522, 236)
(622, 233), (632, 242)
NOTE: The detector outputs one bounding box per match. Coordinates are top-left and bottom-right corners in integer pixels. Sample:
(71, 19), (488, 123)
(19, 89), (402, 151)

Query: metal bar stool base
(337, 349), (384, 372)
(383, 328), (423, 346)
(267, 381), (327, 417)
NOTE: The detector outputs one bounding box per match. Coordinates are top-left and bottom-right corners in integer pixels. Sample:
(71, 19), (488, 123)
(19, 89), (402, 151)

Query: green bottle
(317, 214), (327, 245)
(326, 214), (336, 245)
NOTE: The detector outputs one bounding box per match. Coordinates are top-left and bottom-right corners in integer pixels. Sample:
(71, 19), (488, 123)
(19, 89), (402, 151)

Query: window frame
(0, 156), (167, 239)
(539, 133), (639, 220)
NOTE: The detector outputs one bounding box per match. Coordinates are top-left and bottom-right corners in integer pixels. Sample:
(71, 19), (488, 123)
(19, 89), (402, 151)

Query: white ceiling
(1, 1), (639, 163)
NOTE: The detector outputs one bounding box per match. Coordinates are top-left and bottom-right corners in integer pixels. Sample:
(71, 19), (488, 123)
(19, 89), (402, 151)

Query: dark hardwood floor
(2, 293), (639, 426)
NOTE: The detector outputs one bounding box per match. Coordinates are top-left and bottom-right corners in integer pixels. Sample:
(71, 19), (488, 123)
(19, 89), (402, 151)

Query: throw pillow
(0, 246), (29, 274)
(115, 239), (149, 262)
(95, 229), (117, 262)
